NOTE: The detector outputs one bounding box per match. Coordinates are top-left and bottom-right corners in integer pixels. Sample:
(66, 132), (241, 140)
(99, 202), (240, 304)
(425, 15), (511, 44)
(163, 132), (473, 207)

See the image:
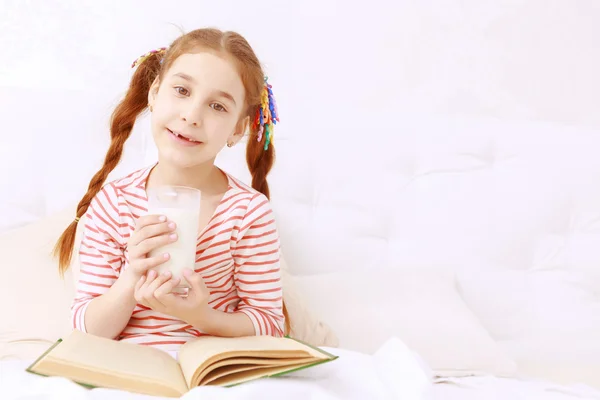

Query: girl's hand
(121, 215), (177, 287)
(133, 269), (211, 323)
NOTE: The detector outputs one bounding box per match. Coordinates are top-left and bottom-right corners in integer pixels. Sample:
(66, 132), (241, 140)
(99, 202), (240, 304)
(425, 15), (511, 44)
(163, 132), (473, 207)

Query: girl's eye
(211, 103), (227, 112)
(175, 87), (189, 96)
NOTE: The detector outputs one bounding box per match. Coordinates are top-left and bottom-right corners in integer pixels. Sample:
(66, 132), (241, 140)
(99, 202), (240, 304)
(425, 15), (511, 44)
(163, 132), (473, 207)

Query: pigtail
(245, 122), (275, 200)
(53, 50), (164, 277)
(245, 78), (279, 200)
(245, 88), (289, 334)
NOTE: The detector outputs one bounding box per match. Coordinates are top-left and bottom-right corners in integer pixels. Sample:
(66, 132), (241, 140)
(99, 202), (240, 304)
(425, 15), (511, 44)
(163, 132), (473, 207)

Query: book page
(207, 360), (322, 387)
(35, 330), (188, 395)
(193, 356), (316, 386)
(178, 335), (330, 388)
(199, 358), (317, 385)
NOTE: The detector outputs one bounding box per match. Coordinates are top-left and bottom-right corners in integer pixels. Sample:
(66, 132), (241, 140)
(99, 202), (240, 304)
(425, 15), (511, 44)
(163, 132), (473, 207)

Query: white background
(1, 0), (599, 226)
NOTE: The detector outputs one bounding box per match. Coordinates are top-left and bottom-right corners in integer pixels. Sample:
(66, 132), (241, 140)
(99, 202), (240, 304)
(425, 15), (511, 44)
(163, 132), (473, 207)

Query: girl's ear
(147, 76), (160, 109)
(230, 116), (249, 145)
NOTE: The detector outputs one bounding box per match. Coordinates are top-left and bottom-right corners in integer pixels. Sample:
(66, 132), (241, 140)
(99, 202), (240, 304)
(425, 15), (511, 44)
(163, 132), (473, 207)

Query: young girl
(54, 28), (288, 355)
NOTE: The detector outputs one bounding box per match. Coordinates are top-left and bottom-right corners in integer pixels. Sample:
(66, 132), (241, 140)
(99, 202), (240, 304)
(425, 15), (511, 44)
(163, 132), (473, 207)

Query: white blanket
(434, 376), (600, 400)
(0, 337), (433, 400)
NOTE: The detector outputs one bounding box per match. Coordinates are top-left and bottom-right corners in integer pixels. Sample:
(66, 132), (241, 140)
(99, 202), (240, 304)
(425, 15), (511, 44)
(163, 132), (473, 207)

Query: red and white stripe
(71, 165), (284, 352)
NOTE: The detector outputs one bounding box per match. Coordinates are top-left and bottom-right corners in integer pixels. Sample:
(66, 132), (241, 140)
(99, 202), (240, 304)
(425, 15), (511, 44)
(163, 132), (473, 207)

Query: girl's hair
(54, 28), (289, 334)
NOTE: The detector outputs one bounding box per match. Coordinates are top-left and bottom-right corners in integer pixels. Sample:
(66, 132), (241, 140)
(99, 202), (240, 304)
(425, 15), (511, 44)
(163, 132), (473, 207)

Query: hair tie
(131, 47), (167, 69)
(253, 76), (279, 150)
(74, 217), (80, 223)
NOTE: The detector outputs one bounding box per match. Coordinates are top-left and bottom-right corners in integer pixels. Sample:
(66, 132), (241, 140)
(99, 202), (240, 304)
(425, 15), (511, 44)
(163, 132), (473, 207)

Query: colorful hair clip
(131, 47), (167, 69)
(253, 76), (280, 150)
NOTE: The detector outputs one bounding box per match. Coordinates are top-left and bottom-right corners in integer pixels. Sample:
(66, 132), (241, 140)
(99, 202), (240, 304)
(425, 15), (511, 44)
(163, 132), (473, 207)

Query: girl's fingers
(134, 275), (146, 293)
(147, 271), (173, 294)
(154, 277), (182, 300)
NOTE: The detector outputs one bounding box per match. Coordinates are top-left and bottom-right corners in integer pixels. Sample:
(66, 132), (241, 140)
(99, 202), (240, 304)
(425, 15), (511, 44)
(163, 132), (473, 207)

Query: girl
(54, 28), (288, 355)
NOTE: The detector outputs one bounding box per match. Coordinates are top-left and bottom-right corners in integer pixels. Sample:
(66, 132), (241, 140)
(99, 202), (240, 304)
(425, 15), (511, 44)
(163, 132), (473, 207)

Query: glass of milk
(146, 185), (201, 292)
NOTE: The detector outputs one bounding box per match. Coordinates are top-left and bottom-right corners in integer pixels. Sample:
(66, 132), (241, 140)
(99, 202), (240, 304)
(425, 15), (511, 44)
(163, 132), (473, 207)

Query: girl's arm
(188, 299), (256, 337)
(81, 273), (138, 339)
(71, 187), (133, 339)
(183, 194), (283, 337)
(230, 193), (285, 336)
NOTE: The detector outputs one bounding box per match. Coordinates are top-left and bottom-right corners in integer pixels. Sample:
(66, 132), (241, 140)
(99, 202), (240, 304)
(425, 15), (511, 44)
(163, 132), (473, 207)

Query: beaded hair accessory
(131, 47), (167, 68)
(253, 76), (279, 151)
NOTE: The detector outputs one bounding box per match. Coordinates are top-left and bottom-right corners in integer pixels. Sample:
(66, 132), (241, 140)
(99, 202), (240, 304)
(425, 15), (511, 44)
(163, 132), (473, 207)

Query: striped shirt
(71, 164), (284, 352)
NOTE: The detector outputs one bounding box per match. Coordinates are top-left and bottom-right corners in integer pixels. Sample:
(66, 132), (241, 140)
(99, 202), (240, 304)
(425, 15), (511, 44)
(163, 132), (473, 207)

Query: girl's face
(148, 52), (247, 169)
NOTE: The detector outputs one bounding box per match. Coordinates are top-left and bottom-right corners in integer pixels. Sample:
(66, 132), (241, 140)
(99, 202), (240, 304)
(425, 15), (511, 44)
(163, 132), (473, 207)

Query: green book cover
(26, 338), (97, 389)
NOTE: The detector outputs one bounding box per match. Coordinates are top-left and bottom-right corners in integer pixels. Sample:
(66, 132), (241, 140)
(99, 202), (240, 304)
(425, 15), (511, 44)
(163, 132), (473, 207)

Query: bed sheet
(0, 337), (432, 400)
(433, 376), (600, 400)
(3, 337), (599, 400)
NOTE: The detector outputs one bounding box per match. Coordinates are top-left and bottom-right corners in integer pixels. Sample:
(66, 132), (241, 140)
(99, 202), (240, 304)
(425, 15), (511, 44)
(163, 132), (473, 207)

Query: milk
(147, 207), (199, 286)
(145, 185), (201, 289)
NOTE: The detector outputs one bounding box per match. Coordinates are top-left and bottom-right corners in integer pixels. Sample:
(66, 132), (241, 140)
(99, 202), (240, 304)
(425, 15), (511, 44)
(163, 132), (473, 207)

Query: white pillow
(0, 207), (76, 360)
(292, 269), (517, 377)
(499, 337), (600, 389)
(456, 268), (600, 388)
(279, 259), (339, 347)
(456, 269), (600, 340)
(0, 118), (46, 233)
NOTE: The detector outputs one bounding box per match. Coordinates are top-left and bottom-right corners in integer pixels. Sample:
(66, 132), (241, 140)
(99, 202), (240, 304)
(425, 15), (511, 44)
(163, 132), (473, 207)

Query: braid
(245, 128), (275, 200)
(53, 50), (164, 276)
(245, 111), (291, 334)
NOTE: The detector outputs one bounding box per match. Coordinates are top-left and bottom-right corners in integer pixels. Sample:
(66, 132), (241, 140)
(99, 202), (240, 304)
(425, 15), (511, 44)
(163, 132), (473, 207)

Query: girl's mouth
(167, 129), (202, 146)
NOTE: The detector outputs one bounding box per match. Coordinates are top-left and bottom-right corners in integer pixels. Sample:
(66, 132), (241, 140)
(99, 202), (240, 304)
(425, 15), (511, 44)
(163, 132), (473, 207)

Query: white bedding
(0, 338), (433, 400)
(433, 376), (600, 400)
(3, 337), (600, 400)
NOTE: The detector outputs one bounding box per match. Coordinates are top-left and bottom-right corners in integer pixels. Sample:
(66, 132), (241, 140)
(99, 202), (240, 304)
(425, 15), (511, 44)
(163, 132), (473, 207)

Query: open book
(27, 329), (338, 397)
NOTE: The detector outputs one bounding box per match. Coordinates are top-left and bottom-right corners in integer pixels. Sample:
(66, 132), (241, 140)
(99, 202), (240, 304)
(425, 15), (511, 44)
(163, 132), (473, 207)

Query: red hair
(54, 28), (288, 333)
